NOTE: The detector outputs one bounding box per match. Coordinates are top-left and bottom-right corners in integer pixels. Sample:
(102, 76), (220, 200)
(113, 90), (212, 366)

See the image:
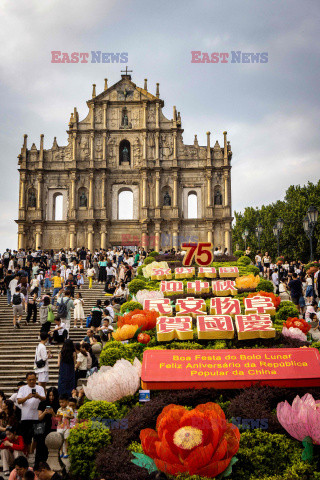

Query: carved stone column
(69, 224), (76, 249)
(37, 173), (43, 210)
(102, 133), (107, 161)
(89, 174), (94, 209)
(173, 173), (178, 208)
(224, 173), (229, 207)
(72, 133), (77, 161)
(103, 103), (107, 129)
(35, 225), (42, 250)
(18, 225), (25, 250)
(87, 224), (94, 251)
(155, 171), (160, 208)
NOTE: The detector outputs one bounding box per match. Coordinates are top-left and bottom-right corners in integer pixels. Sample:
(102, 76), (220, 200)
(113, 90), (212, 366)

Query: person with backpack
(11, 286), (25, 329)
(51, 271), (64, 305)
(56, 289), (74, 332)
(39, 296), (54, 335)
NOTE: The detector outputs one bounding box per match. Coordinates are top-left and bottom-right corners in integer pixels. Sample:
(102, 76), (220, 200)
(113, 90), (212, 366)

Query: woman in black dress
(35, 387), (60, 464)
(90, 300), (104, 333)
(58, 340), (76, 397)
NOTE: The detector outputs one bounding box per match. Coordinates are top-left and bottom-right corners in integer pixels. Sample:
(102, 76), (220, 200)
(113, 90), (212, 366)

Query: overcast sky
(0, 0), (319, 252)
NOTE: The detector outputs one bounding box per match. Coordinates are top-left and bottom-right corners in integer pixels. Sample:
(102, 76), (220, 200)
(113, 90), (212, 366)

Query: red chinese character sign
(150, 268), (172, 280)
(143, 299), (173, 316)
(187, 280), (210, 294)
(235, 314), (275, 340)
(198, 267), (217, 278)
(156, 317), (193, 341)
(160, 281), (184, 294)
(210, 297), (241, 316)
(175, 297), (207, 318)
(197, 315), (234, 339)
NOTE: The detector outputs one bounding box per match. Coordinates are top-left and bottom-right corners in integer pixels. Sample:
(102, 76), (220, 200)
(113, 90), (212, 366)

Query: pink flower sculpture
(282, 326), (307, 342)
(277, 393), (320, 444)
(136, 289), (164, 304)
(84, 358), (142, 402)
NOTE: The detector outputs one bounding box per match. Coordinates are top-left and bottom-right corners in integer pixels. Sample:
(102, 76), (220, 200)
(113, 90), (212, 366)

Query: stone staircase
(0, 281), (107, 396)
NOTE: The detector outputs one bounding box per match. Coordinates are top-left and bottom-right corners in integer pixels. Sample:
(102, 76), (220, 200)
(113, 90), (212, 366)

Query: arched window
(53, 193), (63, 221)
(188, 192), (198, 219)
(214, 186), (223, 206)
(118, 189), (133, 219)
(119, 139), (131, 165)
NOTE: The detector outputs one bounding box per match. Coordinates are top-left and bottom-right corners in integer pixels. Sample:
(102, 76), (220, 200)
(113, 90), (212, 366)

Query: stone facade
(15, 73), (233, 251)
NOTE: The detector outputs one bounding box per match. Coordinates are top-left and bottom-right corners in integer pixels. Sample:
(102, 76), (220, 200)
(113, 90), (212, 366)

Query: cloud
(0, 0), (319, 251)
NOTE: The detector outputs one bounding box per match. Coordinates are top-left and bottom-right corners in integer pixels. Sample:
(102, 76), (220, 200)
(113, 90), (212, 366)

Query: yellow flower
(235, 274), (260, 289)
(112, 324), (138, 341)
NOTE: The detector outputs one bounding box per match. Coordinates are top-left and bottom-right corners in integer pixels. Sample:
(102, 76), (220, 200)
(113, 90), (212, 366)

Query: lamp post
(273, 217), (284, 258)
(255, 224), (263, 250)
(303, 206), (319, 262)
(242, 228), (249, 251)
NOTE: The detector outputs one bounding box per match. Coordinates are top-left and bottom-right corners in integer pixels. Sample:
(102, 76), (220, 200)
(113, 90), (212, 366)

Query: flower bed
(68, 255), (320, 480)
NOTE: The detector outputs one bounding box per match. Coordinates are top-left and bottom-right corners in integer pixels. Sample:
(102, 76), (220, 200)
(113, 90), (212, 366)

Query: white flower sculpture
(142, 261), (169, 279)
(83, 358), (142, 402)
(136, 289), (164, 304)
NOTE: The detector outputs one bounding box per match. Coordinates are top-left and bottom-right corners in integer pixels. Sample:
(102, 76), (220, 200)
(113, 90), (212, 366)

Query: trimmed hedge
(68, 420), (111, 480)
(78, 400), (119, 421)
(143, 257), (155, 265)
(127, 278), (147, 295)
(237, 255), (251, 266)
(257, 278), (274, 292)
(120, 301), (143, 313)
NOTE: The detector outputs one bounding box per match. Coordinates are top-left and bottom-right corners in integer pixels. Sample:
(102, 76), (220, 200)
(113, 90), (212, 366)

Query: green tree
(232, 181), (320, 261)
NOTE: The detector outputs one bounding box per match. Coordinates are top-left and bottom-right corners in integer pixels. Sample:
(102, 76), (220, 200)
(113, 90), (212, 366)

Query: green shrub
(68, 420), (111, 480)
(278, 300), (296, 309)
(100, 341), (145, 366)
(237, 255), (251, 266)
(127, 441), (144, 454)
(128, 278), (147, 295)
(233, 429), (316, 480)
(148, 251), (159, 257)
(137, 266), (143, 275)
(78, 401), (119, 421)
(120, 301), (143, 313)
(234, 250), (244, 258)
(275, 305), (299, 323)
(257, 278), (274, 292)
(99, 342), (130, 366)
(143, 257), (155, 265)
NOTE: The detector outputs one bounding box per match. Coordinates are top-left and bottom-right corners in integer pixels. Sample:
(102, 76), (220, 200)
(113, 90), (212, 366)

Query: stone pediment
(88, 77), (161, 105)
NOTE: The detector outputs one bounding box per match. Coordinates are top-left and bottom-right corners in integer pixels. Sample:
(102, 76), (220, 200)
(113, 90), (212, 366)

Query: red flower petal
(212, 437), (227, 461)
(156, 430), (181, 464)
(222, 423), (241, 458)
(197, 457), (232, 477)
(140, 428), (159, 459)
(154, 458), (189, 475)
(183, 442), (214, 474)
(157, 405), (186, 439)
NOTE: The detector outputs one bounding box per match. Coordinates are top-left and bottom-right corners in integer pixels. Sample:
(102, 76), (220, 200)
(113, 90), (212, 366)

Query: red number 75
(182, 242), (213, 266)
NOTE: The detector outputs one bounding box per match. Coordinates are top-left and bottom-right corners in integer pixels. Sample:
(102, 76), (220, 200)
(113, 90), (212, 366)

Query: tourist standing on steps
(51, 271), (64, 305)
(34, 333), (52, 391)
(17, 372), (45, 455)
(12, 286), (26, 329)
(58, 340), (76, 397)
(73, 292), (85, 328)
(26, 288), (38, 324)
(56, 289), (74, 332)
(4, 270), (14, 305)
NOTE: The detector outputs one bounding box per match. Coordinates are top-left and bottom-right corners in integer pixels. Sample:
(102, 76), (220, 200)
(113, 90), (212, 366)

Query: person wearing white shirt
(104, 299), (114, 321)
(9, 276), (19, 298)
(17, 372), (45, 451)
(34, 332), (51, 389)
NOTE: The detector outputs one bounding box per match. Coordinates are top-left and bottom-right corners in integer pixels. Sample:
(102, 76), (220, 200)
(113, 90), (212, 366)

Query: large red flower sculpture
(248, 291), (281, 309)
(284, 317), (311, 334)
(140, 403), (240, 477)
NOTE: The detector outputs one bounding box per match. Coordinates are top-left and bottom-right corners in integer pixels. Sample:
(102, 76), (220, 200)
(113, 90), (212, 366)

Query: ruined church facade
(16, 73), (233, 251)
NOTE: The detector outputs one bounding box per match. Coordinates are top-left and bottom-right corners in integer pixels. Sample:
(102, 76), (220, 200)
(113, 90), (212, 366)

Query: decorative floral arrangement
(282, 327), (308, 342)
(140, 402), (240, 478)
(142, 261), (169, 279)
(118, 309), (159, 331)
(235, 274), (260, 289)
(277, 393), (320, 446)
(248, 291), (281, 309)
(84, 358), (142, 402)
(284, 317), (311, 334)
(137, 333), (151, 345)
(136, 290), (164, 304)
(112, 324), (139, 341)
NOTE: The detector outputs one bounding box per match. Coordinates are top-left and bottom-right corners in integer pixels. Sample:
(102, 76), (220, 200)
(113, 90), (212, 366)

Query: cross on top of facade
(121, 67), (133, 76)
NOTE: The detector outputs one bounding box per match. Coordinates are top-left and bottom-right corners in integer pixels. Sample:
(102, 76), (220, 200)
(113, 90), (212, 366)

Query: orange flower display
(137, 333), (151, 344)
(140, 402), (240, 478)
(235, 274), (260, 289)
(284, 317), (311, 334)
(112, 324), (139, 341)
(118, 309), (159, 331)
(248, 291), (281, 309)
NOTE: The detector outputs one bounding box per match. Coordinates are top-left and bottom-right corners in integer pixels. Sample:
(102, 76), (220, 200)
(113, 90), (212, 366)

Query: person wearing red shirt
(0, 426), (26, 476)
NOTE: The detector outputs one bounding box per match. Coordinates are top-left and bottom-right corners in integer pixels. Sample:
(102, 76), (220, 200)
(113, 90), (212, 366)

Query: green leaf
(132, 325), (143, 340)
(217, 456), (238, 479)
(302, 436), (313, 462)
(131, 452), (158, 474)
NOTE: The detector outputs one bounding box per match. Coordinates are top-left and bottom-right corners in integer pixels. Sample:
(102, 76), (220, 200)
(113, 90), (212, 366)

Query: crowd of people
(0, 246), (152, 478)
(0, 245), (319, 478)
